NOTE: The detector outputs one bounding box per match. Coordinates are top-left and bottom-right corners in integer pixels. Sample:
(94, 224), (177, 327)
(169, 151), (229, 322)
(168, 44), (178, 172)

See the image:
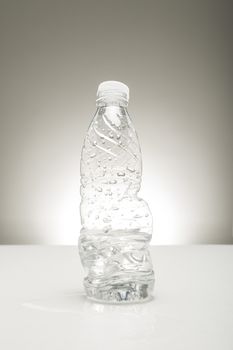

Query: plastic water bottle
(79, 81), (154, 303)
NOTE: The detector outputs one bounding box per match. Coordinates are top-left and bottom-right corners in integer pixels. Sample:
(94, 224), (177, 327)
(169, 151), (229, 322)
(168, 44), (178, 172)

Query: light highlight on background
(0, 0), (232, 244)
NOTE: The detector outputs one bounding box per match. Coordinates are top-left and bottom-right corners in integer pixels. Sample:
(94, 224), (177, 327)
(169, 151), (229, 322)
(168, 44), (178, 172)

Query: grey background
(0, 0), (232, 244)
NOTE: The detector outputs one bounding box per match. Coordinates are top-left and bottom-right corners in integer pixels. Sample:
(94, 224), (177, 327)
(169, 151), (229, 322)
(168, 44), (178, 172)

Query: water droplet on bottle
(112, 205), (119, 210)
(134, 214), (142, 218)
(108, 131), (114, 138)
(96, 186), (102, 192)
(117, 171), (125, 176)
(127, 166), (135, 173)
(92, 140), (97, 146)
(111, 247), (118, 254)
(109, 179), (117, 184)
(145, 213), (149, 217)
(119, 141), (122, 145)
(95, 215), (99, 219)
(102, 139), (105, 144)
(108, 157), (112, 161)
(90, 153), (96, 158)
(103, 217), (111, 223)
(116, 134), (121, 139)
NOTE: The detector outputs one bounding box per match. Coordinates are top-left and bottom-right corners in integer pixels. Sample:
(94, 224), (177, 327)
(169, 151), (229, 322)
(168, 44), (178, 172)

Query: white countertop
(0, 246), (232, 349)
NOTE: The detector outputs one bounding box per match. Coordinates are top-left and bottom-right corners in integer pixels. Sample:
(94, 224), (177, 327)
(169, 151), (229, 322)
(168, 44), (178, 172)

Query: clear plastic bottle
(79, 81), (154, 303)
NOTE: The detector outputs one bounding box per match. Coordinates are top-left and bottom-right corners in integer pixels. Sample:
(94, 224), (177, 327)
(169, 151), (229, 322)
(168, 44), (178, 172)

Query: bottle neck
(96, 94), (128, 108)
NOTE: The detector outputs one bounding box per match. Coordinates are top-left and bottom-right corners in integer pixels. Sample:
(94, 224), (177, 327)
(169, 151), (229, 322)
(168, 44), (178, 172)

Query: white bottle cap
(97, 81), (129, 102)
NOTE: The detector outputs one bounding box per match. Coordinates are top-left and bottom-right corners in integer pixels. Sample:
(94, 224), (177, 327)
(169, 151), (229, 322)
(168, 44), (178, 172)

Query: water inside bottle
(79, 81), (154, 303)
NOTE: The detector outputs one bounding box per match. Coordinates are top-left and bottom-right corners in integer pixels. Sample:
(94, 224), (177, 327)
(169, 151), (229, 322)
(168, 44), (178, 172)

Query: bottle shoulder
(81, 107), (141, 171)
(80, 105), (142, 197)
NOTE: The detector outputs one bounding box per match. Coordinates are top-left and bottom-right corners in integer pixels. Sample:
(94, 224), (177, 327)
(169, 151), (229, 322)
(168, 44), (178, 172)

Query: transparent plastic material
(79, 81), (154, 303)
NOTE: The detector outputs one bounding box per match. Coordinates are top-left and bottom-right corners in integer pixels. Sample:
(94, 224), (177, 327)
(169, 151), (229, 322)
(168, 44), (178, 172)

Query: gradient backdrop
(0, 0), (232, 244)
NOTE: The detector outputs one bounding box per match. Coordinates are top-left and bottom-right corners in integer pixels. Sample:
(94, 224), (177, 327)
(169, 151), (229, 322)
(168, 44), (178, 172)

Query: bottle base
(84, 276), (154, 304)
